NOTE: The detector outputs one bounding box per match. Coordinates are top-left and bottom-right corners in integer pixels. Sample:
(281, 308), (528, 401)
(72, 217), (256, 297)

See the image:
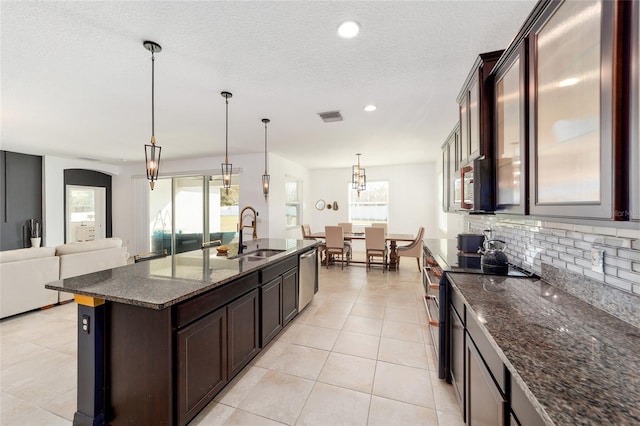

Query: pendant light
(261, 118), (271, 199)
(352, 153), (366, 197)
(143, 41), (162, 190)
(221, 91), (233, 195)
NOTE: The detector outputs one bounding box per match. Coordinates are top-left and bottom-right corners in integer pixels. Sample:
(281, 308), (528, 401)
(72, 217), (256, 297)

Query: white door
(66, 185), (106, 242)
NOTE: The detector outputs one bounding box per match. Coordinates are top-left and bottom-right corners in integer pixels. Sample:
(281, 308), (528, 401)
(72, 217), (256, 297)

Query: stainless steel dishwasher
(298, 249), (317, 311)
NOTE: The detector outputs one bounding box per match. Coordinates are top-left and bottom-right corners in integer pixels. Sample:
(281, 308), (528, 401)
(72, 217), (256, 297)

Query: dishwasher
(298, 249), (317, 311)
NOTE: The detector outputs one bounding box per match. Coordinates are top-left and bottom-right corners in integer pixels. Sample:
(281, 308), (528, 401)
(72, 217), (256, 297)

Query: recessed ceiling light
(338, 21), (360, 39)
(364, 105), (376, 112)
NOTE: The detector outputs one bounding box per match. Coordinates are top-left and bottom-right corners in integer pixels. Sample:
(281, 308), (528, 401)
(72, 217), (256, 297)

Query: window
(348, 181), (389, 225)
(285, 180), (301, 227)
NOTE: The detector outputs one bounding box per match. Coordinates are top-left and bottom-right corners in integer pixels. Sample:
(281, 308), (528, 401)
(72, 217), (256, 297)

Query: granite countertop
(46, 239), (317, 310)
(447, 272), (640, 425)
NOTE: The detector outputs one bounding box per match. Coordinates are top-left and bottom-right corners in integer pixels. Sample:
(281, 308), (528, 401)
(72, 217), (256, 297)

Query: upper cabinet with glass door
(457, 50), (503, 166)
(529, 0), (626, 219)
(493, 40), (528, 215)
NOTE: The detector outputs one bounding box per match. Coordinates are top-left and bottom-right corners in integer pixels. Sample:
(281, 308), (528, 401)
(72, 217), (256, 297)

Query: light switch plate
(591, 248), (604, 274)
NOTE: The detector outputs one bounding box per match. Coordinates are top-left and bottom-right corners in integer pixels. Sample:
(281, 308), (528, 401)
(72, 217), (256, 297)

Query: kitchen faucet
(238, 206), (258, 253)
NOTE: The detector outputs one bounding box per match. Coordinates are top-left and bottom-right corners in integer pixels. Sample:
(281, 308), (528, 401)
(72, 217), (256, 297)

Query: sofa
(0, 246), (60, 319)
(0, 238), (129, 319)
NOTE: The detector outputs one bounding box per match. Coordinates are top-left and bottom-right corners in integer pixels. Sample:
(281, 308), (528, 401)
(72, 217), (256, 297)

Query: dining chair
(397, 226), (425, 272)
(133, 249), (168, 263)
(371, 222), (388, 234)
(302, 224), (326, 264)
(337, 222), (353, 234)
(365, 226), (387, 272)
(325, 226), (351, 269)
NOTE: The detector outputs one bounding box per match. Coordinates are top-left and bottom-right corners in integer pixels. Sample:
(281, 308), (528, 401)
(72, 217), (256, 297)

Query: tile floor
(0, 255), (464, 425)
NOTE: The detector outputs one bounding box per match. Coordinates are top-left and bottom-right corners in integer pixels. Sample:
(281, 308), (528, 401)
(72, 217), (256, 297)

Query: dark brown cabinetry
(282, 268), (298, 325)
(494, 40), (529, 214)
(441, 124), (462, 212)
(227, 289), (259, 378)
(177, 307), (227, 425)
(261, 277), (283, 346)
(466, 334), (507, 425)
(630, 0), (639, 222)
(529, 0), (626, 219)
(450, 302), (465, 418)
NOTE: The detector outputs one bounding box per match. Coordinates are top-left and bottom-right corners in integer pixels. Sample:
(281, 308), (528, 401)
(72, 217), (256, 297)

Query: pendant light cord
(264, 121), (268, 173)
(151, 50), (155, 142)
(225, 96), (229, 163)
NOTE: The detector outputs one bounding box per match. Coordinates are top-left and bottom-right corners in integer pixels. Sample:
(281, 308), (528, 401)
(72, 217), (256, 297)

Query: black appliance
(456, 232), (485, 254)
(422, 239), (536, 380)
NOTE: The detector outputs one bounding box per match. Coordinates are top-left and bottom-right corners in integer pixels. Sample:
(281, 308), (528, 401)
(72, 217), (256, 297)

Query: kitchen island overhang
(46, 239), (318, 426)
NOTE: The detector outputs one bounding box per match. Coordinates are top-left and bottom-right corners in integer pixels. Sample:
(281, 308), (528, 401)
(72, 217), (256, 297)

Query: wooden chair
(337, 222), (353, 234)
(302, 224), (326, 264)
(371, 222), (388, 234)
(397, 226), (425, 272)
(365, 226), (388, 272)
(325, 226), (351, 269)
(133, 249), (168, 263)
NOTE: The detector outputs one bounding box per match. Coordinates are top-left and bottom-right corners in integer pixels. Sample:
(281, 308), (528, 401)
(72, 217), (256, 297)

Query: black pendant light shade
(262, 118), (270, 199)
(352, 153), (366, 197)
(143, 41), (162, 190)
(221, 91), (233, 194)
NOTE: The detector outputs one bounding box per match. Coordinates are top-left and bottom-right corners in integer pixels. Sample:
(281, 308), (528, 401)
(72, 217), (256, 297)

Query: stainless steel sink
(228, 248), (286, 260)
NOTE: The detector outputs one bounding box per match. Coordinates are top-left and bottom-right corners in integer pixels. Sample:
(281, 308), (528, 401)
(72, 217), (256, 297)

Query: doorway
(65, 185), (106, 243)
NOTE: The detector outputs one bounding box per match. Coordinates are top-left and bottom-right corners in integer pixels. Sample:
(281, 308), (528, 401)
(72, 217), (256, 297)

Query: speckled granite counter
(447, 272), (640, 425)
(46, 238), (317, 309)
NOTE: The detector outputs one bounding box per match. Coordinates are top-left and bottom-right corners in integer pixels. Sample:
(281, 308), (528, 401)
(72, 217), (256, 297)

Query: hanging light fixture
(143, 41), (162, 190)
(221, 91), (233, 195)
(352, 153), (366, 197)
(261, 118), (271, 199)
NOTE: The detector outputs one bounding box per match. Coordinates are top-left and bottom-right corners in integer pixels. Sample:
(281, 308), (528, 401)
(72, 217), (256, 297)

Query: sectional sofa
(0, 238), (129, 319)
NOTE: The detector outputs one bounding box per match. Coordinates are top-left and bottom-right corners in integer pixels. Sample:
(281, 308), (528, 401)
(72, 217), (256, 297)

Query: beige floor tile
(225, 408), (288, 425)
(332, 330), (380, 360)
(368, 395), (439, 426)
(239, 370), (314, 425)
(303, 310), (349, 330)
(190, 401), (236, 425)
(372, 361), (435, 408)
(382, 320), (424, 343)
(384, 305), (420, 324)
(275, 322), (304, 343)
(270, 344), (329, 380)
(252, 340), (288, 368)
(355, 293), (387, 306)
(289, 325), (339, 350)
(317, 352), (376, 393)
(215, 366), (268, 407)
(425, 343), (439, 372)
(0, 340), (51, 370)
(42, 387), (76, 421)
(349, 302), (385, 320)
(436, 410), (465, 426)
(342, 316), (383, 336)
(0, 391), (71, 425)
(296, 382), (370, 426)
(378, 337), (429, 369)
(431, 376), (461, 415)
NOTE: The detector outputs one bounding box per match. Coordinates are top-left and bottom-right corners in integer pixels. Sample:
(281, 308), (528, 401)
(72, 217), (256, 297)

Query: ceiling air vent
(318, 111), (343, 123)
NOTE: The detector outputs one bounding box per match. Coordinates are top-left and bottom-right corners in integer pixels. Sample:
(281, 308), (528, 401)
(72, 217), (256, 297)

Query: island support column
(73, 295), (106, 426)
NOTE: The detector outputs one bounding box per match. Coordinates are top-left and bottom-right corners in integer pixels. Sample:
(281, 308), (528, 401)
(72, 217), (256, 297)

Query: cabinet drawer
(466, 312), (505, 393)
(176, 272), (259, 328)
(261, 256), (297, 283)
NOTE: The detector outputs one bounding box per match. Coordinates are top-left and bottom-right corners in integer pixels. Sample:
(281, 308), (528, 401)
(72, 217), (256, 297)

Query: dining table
(307, 231), (415, 271)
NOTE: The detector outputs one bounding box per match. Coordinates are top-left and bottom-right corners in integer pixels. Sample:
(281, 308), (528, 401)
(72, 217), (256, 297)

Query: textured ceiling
(1, 1), (536, 169)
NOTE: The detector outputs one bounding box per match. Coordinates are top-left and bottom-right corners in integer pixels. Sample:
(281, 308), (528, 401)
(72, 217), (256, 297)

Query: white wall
(43, 156), (121, 247)
(309, 163), (438, 251)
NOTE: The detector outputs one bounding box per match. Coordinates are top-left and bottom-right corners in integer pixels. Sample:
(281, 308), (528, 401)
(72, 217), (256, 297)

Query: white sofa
(0, 247), (60, 319)
(0, 238), (129, 318)
(55, 238), (129, 302)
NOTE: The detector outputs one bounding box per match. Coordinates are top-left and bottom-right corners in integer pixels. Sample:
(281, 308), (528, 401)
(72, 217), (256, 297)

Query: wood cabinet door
(529, 0), (624, 219)
(469, 80), (480, 161)
(177, 307), (227, 426)
(466, 334), (507, 426)
(227, 289), (259, 378)
(260, 277), (283, 347)
(282, 268), (298, 326)
(450, 305), (465, 419)
(494, 41), (528, 214)
(442, 141), (450, 212)
(460, 94), (470, 166)
(631, 0), (640, 221)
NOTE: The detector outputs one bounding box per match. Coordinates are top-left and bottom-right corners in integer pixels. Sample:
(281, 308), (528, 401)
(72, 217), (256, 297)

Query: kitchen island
(46, 238), (318, 426)
(446, 272), (640, 425)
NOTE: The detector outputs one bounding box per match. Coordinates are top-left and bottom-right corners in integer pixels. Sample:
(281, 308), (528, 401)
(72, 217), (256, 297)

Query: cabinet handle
(423, 296), (439, 327)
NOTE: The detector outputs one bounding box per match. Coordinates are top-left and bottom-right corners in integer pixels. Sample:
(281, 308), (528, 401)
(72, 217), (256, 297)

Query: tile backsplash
(465, 216), (640, 296)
